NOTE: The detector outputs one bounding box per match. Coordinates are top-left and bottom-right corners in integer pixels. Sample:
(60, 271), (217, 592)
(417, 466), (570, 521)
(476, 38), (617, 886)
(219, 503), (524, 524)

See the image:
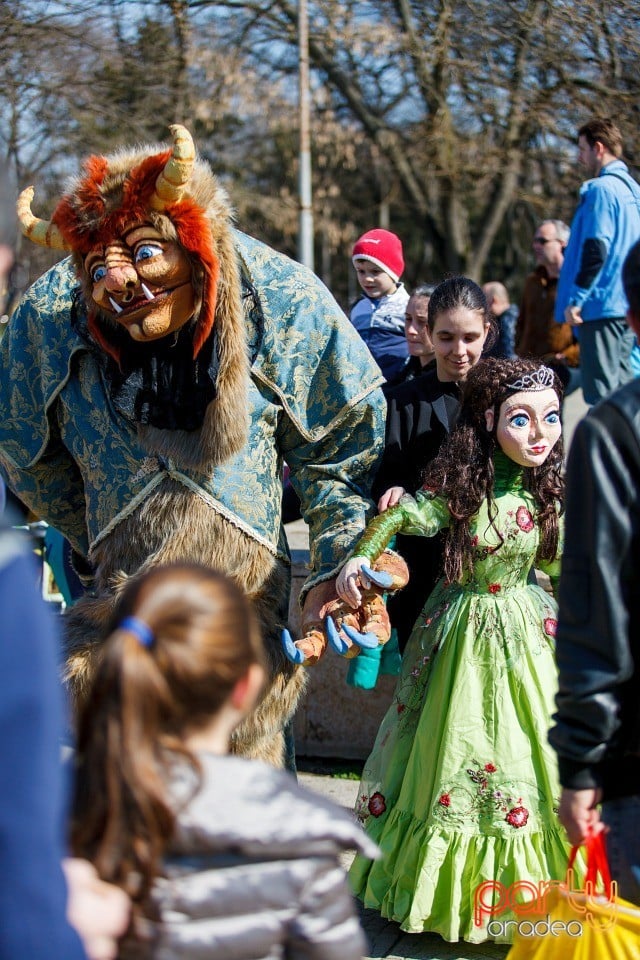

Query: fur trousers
(63, 481), (306, 767)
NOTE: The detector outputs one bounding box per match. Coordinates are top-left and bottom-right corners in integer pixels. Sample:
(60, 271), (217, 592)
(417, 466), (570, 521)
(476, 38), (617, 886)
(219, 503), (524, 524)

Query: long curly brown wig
(423, 357), (564, 584)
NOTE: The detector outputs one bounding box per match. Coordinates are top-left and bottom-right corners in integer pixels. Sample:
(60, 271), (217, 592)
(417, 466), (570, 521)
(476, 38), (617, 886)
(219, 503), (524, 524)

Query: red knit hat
(352, 228), (404, 283)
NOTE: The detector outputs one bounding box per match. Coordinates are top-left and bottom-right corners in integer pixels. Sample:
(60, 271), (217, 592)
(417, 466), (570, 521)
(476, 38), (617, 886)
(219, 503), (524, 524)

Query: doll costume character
(0, 126), (385, 766)
(336, 359), (573, 943)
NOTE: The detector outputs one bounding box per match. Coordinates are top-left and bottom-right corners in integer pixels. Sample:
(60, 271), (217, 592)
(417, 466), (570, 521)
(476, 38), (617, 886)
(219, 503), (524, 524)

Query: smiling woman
(428, 278), (491, 383)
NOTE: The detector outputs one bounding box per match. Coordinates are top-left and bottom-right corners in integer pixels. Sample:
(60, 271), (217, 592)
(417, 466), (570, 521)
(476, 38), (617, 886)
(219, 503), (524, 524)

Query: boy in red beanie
(351, 228), (410, 381)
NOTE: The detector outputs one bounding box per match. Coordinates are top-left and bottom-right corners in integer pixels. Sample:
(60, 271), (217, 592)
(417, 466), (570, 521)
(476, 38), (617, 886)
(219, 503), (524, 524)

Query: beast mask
(17, 125), (232, 361)
(17, 125), (249, 469)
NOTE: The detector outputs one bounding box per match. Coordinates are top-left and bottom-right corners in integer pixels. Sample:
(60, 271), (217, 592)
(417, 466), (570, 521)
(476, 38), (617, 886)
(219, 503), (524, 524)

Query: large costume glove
(346, 628), (402, 689)
(281, 550), (409, 666)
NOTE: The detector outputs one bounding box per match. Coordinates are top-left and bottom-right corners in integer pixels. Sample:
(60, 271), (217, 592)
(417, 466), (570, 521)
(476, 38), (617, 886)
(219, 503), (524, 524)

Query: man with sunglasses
(516, 219), (581, 396)
(555, 117), (640, 404)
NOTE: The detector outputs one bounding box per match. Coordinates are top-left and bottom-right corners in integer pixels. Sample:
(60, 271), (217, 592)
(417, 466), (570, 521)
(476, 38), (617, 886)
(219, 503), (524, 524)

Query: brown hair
(423, 358), (564, 583)
(427, 275), (497, 351)
(71, 563), (265, 909)
(578, 118), (624, 158)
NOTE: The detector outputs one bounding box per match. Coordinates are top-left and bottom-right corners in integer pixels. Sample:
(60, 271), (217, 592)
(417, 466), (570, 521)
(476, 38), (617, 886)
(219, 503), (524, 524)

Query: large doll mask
(484, 378), (561, 468)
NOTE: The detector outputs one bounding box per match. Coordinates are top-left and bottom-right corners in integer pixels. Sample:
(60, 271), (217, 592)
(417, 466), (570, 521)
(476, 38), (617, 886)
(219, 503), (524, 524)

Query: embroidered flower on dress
(368, 792), (386, 817)
(435, 762), (538, 828)
(543, 618), (557, 637)
(516, 507), (535, 532)
(506, 805), (529, 828)
(488, 583), (501, 594)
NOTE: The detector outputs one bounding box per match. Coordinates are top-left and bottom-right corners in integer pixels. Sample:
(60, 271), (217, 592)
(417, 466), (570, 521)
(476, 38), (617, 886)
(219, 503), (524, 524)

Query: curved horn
(16, 186), (69, 251)
(150, 124), (196, 210)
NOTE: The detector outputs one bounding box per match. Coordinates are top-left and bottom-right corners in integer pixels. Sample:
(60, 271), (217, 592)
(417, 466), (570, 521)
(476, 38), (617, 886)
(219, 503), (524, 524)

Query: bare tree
(177, 0), (640, 285)
(3, 0), (640, 297)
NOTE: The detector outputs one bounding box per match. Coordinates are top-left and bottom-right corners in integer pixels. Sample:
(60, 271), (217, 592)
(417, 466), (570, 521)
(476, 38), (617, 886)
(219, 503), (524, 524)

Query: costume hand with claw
(282, 550), (409, 665)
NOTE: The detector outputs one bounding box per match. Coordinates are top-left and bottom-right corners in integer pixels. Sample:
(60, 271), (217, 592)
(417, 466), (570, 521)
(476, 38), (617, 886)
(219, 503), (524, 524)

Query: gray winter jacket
(134, 753), (377, 959)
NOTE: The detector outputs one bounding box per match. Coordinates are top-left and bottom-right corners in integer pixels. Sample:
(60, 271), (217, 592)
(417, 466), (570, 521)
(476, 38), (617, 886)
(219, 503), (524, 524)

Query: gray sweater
(135, 753), (377, 959)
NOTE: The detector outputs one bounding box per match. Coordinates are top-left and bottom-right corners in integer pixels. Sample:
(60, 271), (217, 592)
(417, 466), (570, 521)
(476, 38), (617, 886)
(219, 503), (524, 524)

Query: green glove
(380, 629), (401, 676)
(346, 642), (383, 690)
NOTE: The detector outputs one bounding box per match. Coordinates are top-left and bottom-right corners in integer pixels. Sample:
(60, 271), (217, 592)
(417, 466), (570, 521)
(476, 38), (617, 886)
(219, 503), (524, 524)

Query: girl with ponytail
(71, 563), (374, 959)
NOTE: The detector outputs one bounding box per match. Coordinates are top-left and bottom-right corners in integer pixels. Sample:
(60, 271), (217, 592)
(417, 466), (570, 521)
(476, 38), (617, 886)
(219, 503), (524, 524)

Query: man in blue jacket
(555, 117), (640, 404)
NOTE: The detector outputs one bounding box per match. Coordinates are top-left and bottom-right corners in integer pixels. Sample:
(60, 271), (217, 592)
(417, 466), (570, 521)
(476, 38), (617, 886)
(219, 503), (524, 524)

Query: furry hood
(17, 126), (250, 469)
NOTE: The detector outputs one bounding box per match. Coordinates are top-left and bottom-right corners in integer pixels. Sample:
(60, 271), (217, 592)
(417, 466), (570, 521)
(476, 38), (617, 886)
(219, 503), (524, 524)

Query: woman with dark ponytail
(336, 357), (573, 944)
(71, 563), (375, 958)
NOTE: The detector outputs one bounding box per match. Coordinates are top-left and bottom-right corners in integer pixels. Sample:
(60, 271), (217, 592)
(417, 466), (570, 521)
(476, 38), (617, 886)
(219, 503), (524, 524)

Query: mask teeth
(109, 296), (123, 315)
(141, 282), (155, 301)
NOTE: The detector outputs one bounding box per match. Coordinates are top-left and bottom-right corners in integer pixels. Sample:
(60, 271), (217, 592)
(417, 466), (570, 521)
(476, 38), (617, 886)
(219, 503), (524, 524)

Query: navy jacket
(0, 512), (85, 958)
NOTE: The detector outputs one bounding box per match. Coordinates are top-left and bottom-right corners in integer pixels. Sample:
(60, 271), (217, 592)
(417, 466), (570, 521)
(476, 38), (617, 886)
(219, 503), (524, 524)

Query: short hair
(577, 118), (623, 158)
(540, 220), (570, 245)
(482, 281), (509, 305)
(622, 239), (640, 317)
(411, 283), (437, 299)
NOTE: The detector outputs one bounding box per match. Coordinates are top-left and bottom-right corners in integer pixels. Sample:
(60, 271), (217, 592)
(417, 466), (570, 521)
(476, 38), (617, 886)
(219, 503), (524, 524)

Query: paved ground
(291, 389), (590, 960)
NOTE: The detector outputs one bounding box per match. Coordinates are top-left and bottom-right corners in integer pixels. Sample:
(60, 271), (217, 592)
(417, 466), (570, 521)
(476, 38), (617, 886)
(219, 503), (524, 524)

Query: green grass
(297, 756), (364, 780)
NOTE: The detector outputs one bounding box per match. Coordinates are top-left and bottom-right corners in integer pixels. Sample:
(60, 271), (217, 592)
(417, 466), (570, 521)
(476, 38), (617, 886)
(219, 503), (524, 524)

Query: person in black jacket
(384, 284), (437, 388)
(549, 238), (640, 902)
(373, 276), (493, 651)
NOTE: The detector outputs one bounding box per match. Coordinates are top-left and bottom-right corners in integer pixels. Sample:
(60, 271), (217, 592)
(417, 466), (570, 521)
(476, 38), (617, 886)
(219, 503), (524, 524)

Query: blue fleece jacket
(0, 510), (86, 959)
(555, 160), (640, 322)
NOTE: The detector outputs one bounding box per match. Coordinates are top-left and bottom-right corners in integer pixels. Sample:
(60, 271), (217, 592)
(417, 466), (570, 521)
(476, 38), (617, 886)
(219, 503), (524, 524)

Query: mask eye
(91, 264), (107, 283)
(545, 411), (560, 424)
(134, 242), (164, 263)
(510, 414), (529, 429)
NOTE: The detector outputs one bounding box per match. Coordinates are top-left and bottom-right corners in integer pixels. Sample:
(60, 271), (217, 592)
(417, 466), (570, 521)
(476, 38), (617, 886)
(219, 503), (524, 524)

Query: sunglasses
(532, 237), (558, 245)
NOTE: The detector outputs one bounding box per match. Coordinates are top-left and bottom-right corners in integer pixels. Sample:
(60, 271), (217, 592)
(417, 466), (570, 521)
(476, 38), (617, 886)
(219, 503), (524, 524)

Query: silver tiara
(505, 365), (555, 392)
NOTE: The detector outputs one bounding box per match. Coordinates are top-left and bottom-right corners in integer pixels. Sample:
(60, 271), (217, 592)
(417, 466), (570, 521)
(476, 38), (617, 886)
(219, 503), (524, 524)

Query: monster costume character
(0, 125), (385, 765)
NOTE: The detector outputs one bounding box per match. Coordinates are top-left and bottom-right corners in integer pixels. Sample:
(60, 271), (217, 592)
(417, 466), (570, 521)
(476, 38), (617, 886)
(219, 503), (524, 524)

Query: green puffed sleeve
(350, 490), (450, 563)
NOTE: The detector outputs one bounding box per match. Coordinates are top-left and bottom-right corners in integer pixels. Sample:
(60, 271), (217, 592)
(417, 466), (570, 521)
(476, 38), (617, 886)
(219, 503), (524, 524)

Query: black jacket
(373, 368), (461, 501)
(373, 369), (461, 650)
(549, 378), (640, 800)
